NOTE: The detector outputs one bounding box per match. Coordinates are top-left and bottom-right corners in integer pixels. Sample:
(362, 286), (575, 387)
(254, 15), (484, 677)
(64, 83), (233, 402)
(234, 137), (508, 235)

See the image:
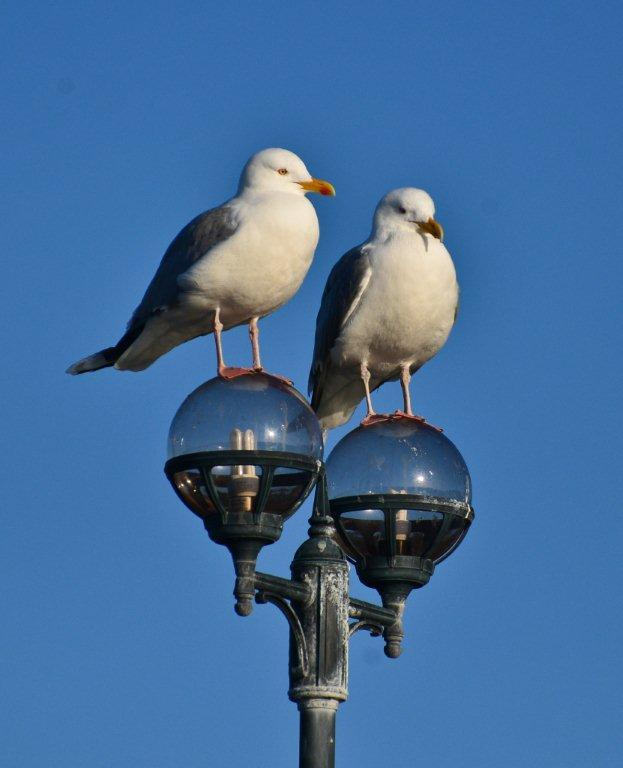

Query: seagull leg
(400, 365), (412, 414)
(361, 363), (375, 416)
(214, 308), (228, 376)
(360, 363), (386, 426)
(246, 317), (293, 386)
(393, 364), (443, 432)
(216, 314), (293, 385)
(249, 317), (262, 371)
(247, 318), (293, 383)
(214, 309), (254, 379)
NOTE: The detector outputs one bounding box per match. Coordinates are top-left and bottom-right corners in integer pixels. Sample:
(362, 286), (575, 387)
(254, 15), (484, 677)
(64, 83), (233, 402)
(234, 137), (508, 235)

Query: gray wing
(309, 244), (371, 410)
(66, 204), (239, 375)
(127, 205), (238, 333)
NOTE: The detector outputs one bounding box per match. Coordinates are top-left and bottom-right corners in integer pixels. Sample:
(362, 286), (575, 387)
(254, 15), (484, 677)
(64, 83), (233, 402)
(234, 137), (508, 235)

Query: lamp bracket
(255, 588), (309, 677)
(348, 595), (401, 652)
(348, 596), (397, 627)
(348, 620), (383, 638)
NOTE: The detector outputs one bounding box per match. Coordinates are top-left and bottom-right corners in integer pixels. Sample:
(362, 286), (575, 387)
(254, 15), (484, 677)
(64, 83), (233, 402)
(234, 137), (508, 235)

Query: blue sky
(3, 1), (622, 766)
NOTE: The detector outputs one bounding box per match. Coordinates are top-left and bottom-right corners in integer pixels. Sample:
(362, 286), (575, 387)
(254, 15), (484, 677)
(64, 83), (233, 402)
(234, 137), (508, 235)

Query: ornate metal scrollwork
(348, 620), (384, 638)
(255, 589), (309, 677)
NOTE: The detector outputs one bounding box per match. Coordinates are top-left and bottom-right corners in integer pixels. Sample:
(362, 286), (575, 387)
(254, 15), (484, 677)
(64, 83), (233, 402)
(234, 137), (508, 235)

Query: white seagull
(309, 188), (458, 430)
(67, 148), (335, 377)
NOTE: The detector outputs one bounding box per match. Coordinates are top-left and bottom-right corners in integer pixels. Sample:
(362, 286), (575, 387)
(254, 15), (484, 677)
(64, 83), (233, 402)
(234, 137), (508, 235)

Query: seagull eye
(398, 206), (407, 214)
(277, 168), (288, 175)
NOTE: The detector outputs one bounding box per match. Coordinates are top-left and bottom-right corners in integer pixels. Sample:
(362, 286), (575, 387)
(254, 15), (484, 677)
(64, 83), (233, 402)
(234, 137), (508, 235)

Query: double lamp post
(163, 372), (474, 767)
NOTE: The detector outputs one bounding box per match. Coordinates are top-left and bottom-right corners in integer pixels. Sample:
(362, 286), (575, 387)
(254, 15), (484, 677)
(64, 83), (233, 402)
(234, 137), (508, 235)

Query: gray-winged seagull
(67, 148), (335, 377)
(309, 188), (458, 430)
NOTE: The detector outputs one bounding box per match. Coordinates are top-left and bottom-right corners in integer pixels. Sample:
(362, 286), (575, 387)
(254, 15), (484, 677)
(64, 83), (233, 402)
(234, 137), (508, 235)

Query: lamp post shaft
(288, 512), (349, 768)
(299, 700), (337, 768)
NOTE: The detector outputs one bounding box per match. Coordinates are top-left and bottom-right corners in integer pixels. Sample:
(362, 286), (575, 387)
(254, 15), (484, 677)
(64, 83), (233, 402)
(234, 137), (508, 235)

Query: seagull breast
(179, 192), (320, 327)
(333, 232), (458, 375)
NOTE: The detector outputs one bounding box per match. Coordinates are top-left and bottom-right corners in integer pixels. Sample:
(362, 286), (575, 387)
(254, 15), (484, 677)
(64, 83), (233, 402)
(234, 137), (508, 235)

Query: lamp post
(164, 374), (474, 768)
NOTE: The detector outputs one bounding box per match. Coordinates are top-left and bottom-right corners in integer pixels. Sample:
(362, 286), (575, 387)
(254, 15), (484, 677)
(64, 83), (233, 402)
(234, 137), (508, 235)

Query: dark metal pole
(287, 478), (349, 768)
(243, 476), (400, 765)
(299, 700), (337, 768)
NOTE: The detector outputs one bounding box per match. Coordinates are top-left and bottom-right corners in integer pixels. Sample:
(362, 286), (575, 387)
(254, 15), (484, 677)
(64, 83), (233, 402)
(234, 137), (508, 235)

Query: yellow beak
(417, 217), (444, 240)
(297, 178), (336, 197)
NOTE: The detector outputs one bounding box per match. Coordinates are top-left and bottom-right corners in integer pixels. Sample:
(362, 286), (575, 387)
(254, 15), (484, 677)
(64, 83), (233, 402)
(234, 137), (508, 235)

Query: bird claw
(255, 369), (294, 387)
(393, 410), (443, 432)
(360, 411), (443, 432)
(218, 366), (258, 380)
(360, 413), (392, 427)
(217, 366), (293, 386)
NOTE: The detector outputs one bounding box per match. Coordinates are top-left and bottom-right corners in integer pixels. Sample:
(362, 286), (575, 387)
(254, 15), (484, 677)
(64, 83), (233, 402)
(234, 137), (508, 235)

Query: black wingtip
(66, 347), (118, 375)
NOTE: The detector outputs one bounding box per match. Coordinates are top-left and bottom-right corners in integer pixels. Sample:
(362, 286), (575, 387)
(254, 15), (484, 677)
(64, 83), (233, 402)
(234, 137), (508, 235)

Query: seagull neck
(237, 186), (305, 204)
(370, 224), (412, 245)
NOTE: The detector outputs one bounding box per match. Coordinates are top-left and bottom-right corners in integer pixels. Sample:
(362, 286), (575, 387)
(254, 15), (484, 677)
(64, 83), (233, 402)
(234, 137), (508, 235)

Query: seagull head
(238, 148), (335, 197)
(373, 188), (444, 241)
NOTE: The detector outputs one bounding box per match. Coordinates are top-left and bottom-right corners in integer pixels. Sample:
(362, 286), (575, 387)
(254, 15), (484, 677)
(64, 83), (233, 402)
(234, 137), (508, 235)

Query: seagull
(67, 148), (335, 377)
(309, 188), (458, 430)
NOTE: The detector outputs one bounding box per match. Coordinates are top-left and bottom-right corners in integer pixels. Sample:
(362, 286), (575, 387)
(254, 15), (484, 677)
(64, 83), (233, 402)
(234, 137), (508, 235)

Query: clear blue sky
(3, 1), (622, 766)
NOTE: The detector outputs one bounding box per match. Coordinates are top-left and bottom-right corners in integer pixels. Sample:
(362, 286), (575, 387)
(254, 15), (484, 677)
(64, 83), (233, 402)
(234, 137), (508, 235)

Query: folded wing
(309, 244), (372, 414)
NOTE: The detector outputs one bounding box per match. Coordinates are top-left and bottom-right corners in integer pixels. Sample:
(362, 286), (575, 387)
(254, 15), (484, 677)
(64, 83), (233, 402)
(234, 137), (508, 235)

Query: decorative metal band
(165, 450), (321, 474)
(329, 494), (474, 567)
(329, 493), (474, 520)
(164, 451), (321, 522)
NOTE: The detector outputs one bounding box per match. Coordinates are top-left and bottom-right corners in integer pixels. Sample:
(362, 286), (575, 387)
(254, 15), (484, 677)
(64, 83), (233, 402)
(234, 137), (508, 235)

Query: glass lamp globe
(326, 418), (474, 599)
(164, 373), (323, 616)
(166, 373), (322, 521)
(167, 374), (323, 460)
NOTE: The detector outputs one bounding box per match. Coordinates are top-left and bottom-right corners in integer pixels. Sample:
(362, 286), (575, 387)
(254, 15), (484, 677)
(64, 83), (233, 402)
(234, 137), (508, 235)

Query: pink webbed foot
(393, 411), (443, 432)
(360, 413), (393, 427)
(218, 366), (293, 386)
(218, 366), (258, 380)
(360, 411), (443, 432)
(253, 368), (294, 387)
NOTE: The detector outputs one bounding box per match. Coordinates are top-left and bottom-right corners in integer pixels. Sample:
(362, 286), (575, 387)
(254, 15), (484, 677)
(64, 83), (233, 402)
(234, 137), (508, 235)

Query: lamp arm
(348, 597), (396, 626)
(348, 596), (404, 655)
(254, 571), (313, 604)
(235, 570), (314, 678)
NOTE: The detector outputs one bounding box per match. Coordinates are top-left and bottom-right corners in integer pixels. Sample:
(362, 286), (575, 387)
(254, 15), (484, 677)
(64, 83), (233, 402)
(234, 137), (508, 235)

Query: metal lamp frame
(165, 449), (321, 615)
(330, 493), (474, 567)
(164, 451), (473, 767)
